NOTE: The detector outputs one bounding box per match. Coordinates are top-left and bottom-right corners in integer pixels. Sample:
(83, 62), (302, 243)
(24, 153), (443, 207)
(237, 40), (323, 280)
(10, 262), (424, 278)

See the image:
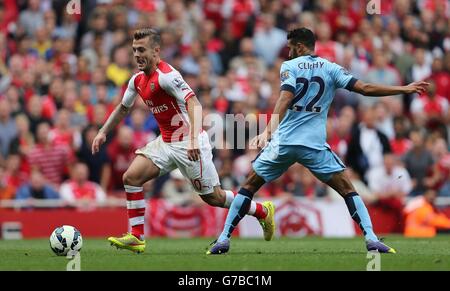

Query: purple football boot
(206, 239), (230, 255)
(366, 239), (396, 253)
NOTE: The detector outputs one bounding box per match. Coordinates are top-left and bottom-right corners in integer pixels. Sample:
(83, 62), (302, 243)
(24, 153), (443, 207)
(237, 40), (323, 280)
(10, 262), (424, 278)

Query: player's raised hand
(404, 81), (429, 94)
(187, 139), (200, 161)
(92, 131), (106, 155)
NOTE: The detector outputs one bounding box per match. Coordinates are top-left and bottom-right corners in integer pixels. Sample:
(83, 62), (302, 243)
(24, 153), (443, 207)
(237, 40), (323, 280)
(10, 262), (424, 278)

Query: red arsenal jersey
(121, 61), (195, 143)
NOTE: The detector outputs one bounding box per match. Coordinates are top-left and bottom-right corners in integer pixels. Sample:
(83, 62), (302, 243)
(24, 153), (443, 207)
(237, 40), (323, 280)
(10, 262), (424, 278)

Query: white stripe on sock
(129, 216), (145, 226)
(126, 200), (146, 209)
(248, 201), (256, 215)
(124, 185), (144, 193)
(224, 190), (235, 208)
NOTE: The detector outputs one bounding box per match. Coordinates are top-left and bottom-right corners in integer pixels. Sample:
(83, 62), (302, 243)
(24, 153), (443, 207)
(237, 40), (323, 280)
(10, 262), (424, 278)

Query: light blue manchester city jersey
(274, 55), (357, 149)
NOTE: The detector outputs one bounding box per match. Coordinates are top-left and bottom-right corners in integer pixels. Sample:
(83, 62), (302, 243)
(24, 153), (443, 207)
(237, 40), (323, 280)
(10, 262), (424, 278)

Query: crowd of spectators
(0, 0), (449, 210)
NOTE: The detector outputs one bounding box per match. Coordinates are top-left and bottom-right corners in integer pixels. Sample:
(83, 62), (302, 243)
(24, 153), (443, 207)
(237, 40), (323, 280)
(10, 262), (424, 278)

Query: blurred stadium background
(0, 0), (449, 241)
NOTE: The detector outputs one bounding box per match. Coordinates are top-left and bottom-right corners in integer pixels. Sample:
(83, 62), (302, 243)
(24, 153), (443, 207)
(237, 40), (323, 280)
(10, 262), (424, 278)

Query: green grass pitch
(0, 236), (449, 271)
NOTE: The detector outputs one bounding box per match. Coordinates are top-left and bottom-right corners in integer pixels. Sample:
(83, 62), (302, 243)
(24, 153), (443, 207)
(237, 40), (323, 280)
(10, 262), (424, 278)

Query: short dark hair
(287, 27), (316, 50)
(133, 28), (161, 47)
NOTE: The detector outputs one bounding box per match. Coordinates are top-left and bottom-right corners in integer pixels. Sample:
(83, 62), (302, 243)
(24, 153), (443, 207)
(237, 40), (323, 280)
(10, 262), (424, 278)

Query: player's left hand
(187, 139), (200, 161)
(404, 81), (430, 94)
(250, 131), (271, 149)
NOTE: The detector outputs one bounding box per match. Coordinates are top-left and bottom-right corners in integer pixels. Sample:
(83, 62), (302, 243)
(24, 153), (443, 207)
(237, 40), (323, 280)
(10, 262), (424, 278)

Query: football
(49, 225), (83, 256)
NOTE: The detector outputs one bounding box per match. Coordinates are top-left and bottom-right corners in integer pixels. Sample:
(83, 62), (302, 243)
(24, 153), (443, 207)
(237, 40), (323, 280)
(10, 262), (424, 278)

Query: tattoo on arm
(99, 104), (130, 135)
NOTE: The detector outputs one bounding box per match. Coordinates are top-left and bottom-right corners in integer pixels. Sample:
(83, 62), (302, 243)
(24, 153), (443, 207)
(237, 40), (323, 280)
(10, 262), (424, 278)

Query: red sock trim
(254, 202), (267, 219)
(126, 192), (144, 201)
(127, 208), (145, 217)
(131, 224), (144, 239)
(126, 190), (145, 239)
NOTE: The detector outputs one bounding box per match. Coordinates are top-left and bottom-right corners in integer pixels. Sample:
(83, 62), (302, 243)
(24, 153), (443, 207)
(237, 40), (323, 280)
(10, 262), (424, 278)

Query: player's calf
(201, 188), (268, 220)
(120, 155), (160, 241)
(201, 188), (275, 240)
(327, 172), (384, 244)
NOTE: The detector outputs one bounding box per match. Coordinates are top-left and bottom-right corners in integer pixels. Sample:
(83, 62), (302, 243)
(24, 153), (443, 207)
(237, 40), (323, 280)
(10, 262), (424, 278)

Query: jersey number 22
(290, 76), (325, 113)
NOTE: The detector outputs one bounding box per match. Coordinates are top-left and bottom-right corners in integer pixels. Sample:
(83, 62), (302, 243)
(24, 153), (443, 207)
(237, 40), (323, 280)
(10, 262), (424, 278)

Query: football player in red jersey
(91, 28), (275, 253)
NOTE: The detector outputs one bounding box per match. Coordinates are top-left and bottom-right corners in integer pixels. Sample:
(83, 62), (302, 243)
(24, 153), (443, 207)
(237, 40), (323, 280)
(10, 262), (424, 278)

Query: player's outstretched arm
(351, 80), (429, 96)
(91, 104), (130, 154)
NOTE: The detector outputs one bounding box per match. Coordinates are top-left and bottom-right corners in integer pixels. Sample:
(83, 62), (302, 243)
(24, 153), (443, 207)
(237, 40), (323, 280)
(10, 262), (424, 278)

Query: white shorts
(135, 131), (220, 195)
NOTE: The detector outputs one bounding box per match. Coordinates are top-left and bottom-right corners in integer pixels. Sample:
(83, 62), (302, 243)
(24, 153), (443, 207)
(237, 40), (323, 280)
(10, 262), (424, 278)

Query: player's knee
(122, 171), (142, 186)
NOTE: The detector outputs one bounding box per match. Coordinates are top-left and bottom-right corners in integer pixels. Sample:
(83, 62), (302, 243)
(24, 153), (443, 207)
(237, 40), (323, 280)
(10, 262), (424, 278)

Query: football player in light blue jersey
(207, 27), (429, 255)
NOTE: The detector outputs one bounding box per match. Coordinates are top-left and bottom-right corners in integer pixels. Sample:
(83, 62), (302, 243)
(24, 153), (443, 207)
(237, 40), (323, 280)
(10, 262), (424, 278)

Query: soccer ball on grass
(49, 225), (83, 256)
